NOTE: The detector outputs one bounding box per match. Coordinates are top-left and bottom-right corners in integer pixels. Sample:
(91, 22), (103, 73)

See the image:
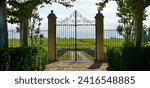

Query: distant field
(8, 38), (125, 47)
(9, 38), (125, 48)
(56, 38), (96, 50)
(8, 38), (126, 53)
(10, 38), (150, 49)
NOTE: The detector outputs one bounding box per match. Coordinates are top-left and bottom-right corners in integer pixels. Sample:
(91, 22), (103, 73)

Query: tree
(116, 1), (148, 46)
(0, 0), (8, 48)
(116, 1), (135, 46)
(97, 0), (150, 47)
(28, 8), (43, 46)
(7, 0), (75, 47)
(8, 1), (41, 47)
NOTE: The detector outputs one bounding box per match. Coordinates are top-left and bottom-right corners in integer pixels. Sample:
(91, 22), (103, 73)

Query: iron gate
(56, 11), (96, 61)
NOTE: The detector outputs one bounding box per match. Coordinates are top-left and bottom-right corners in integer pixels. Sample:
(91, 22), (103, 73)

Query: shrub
(0, 47), (48, 71)
(107, 47), (150, 71)
(0, 48), (10, 70)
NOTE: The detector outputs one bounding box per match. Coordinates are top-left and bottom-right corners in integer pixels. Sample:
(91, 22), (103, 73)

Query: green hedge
(0, 47), (48, 71)
(107, 47), (150, 71)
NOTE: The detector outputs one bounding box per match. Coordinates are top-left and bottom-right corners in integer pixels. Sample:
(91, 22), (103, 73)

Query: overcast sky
(8, 0), (150, 30)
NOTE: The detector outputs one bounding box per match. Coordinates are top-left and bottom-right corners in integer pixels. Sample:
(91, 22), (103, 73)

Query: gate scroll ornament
(57, 10), (95, 24)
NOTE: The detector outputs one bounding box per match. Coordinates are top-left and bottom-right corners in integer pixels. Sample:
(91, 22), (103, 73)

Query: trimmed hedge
(107, 47), (150, 71)
(0, 47), (48, 71)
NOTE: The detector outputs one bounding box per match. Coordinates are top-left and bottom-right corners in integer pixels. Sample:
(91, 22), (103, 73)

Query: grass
(9, 38), (150, 52)
(57, 51), (70, 60)
(9, 38), (124, 51)
(9, 39), (20, 47)
(104, 39), (124, 47)
(56, 38), (95, 50)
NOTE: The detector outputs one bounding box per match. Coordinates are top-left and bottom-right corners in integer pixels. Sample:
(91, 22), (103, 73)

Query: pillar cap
(47, 10), (57, 18)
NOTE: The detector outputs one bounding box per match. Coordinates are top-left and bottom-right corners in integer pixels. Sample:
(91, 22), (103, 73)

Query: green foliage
(107, 47), (123, 70)
(28, 8), (43, 46)
(0, 47), (48, 71)
(107, 47), (150, 71)
(116, 1), (148, 47)
(7, 0), (75, 23)
(116, 1), (135, 47)
(0, 48), (10, 70)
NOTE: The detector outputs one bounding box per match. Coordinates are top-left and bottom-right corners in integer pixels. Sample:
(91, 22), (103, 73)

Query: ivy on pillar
(48, 10), (57, 62)
(95, 9), (105, 62)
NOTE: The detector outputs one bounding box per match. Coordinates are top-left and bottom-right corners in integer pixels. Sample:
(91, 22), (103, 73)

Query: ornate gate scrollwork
(57, 10), (94, 24)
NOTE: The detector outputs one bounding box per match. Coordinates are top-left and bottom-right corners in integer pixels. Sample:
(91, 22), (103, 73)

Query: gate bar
(75, 10), (77, 61)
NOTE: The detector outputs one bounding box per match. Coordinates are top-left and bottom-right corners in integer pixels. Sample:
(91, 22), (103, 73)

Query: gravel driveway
(44, 60), (109, 71)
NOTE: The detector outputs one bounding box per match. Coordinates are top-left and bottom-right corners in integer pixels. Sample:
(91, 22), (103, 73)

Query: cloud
(102, 1), (118, 29)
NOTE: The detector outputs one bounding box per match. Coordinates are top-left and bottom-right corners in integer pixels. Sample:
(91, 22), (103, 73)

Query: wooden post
(48, 10), (57, 62)
(95, 10), (105, 62)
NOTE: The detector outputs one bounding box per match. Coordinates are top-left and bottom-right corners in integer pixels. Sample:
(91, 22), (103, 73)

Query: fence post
(95, 9), (105, 62)
(48, 10), (57, 62)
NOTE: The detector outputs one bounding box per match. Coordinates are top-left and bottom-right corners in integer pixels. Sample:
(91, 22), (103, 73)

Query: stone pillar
(48, 10), (57, 62)
(95, 10), (105, 62)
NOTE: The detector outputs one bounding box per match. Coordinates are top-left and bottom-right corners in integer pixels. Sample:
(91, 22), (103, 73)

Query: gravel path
(69, 51), (89, 60)
(44, 60), (109, 71)
(69, 51), (75, 60)
(45, 51), (109, 71)
(77, 51), (88, 60)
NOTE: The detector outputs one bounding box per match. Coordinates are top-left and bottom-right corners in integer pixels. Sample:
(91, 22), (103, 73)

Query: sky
(8, 0), (150, 30)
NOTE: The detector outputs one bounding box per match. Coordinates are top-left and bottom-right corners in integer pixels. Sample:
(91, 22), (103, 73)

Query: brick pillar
(95, 10), (105, 62)
(48, 10), (57, 62)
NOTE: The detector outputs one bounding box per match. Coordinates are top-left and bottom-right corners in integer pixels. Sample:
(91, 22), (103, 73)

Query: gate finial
(97, 7), (101, 14)
(51, 10), (54, 14)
